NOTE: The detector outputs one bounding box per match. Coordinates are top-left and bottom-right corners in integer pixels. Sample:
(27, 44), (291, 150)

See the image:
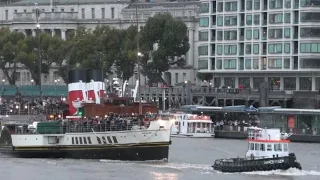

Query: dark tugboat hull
(0, 143), (169, 161)
(213, 153), (302, 173)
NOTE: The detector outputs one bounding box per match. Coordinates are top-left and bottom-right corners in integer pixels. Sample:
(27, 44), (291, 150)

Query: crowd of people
(0, 96), (68, 115)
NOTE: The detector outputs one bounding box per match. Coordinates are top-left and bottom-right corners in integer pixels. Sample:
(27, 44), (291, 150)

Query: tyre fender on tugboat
(250, 153), (254, 160)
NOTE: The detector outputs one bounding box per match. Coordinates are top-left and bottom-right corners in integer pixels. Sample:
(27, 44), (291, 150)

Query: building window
(200, 3), (209, 13)
(300, 43), (320, 53)
(268, 58), (282, 68)
(217, 45), (223, 55)
(299, 77), (312, 90)
(268, 44), (282, 54)
(285, 0), (291, 8)
(71, 8), (74, 12)
(224, 59), (237, 69)
(253, 77), (264, 89)
(284, 58), (290, 69)
(5, 10), (8, 20)
(217, 16), (223, 26)
(253, 44), (259, 54)
(269, 29), (283, 39)
(216, 59), (222, 69)
(175, 73), (178, 83)
(91, 8), (95, 19)
(284, 77), (295, 90)
(246, 15), (252, 25)
(253, 29), (259, 39)
(246, 44), (252, 54)
(270, 0), (283, 9)
(101, 8), (105, 19)
(199, 31), (208, 41)
(200, 17), (209, 27)
(284, 13), (291, 23)
(198, 60), (208, 70)
(269, 13), (283, 24)
(269, 77), (281, 90)
(198, 46), (208, 55)
(245, 59), (252, 69)
(253, 59), (259, 69)
(224, 16), (237, 26)
(239, 77), (250, 88)
(224, 45), (237, 55)
(284, 28), (290, 38)
(224, 30), (237, 40)
(254, 0), (260, 9)
(254, 14), (260, 25)
(225, 1), (238, 11)
(246, 0), (252, 10)
(284, 43), (290, 53)
(225, 77), (235, 88)
(214, 77), (221, 87)
(111, 7), (115, 19)
(81, 8), (85, 19)
(217, 2), (223, 12)
(246, 29), (252, 40)
(217, 31), (223, 41)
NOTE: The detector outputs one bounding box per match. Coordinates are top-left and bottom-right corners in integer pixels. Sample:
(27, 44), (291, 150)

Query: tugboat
(212, 127), (302, 172)
(0, 69), (172, 161)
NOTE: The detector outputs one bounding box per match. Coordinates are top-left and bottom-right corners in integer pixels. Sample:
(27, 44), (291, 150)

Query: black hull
(213, 153), (302, 173)
(0, 143), (169, 161)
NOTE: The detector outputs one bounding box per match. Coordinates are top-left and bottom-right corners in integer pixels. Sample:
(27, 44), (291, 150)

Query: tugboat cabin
(246, 127), (290, 159)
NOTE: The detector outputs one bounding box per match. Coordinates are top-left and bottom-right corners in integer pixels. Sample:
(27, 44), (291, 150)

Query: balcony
(13, 12), (78, 23)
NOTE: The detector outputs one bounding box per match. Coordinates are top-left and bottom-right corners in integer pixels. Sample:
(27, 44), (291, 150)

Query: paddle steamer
(0, 69), (172, 161)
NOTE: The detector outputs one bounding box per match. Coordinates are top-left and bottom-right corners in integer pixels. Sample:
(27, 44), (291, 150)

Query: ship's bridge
(248, 127), (282, 141)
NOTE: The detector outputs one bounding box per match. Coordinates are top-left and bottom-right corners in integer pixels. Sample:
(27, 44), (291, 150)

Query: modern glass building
(198, 0), (320, 91)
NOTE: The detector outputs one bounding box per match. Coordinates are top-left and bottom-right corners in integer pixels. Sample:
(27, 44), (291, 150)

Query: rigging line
(211, 146), (238, 156)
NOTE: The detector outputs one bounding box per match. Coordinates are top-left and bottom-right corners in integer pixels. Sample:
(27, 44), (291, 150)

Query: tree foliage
(197, 72), (213, 81)
(140, 13), (190, 83)
(0, 13), (190, 85)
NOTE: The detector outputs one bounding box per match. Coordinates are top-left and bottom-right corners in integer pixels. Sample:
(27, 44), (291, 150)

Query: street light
(31, 79), (34, 86)
(35, 2), (42, 101)
(1, 79), (5, 93)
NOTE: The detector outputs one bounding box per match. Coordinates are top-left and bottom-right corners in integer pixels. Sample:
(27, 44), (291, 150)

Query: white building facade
(0, 0), (200, 86)
(198, 0), (320, 91)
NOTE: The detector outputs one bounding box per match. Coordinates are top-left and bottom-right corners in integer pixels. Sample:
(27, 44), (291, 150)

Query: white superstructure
(198, 0), (320, 91)
(159, 112), (214, 138)
(11, 119), (171, 148)
(245, 127), (292, 159)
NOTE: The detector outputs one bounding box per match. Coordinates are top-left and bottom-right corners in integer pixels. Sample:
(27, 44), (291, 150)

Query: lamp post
(35, 3), (42, 101)
(2, 79), (5, 93)
(135, 3), (142, 115)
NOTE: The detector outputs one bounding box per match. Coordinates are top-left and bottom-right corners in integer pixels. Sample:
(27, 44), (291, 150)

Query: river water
(0, 138), (319, 180)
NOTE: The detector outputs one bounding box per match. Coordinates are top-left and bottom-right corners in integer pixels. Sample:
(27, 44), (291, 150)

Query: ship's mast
(135, 3), (142, 115)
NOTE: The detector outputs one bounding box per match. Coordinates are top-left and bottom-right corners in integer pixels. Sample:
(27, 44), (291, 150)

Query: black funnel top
(68, 69), (86, 83)
(86, 69), (104, 82)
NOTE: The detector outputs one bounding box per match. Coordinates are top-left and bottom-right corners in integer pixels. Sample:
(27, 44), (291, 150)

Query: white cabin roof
(247, 127), (290, 143)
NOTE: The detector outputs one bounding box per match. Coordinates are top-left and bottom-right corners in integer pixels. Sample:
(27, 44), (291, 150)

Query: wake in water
(242, 168), (320, 176)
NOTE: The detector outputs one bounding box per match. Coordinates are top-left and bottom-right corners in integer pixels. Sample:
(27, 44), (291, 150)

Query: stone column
(250, 77), (253, 88)
(187, 27), (194, 67)
(51, 29), (55, 37)
(296, 76), (300, 91)
(280, 76), (284, 90)
(61, 29), (66, 40)
(32, 29), (36, 37)
(312, 76), (316, 91)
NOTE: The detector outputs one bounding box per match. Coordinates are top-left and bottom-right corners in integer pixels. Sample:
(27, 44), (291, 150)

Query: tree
(197, 72), (213, 82)
(67, 26), (122, 80)
(17, 33), (67, 85)
(114, 26), (137, 82)
(140, 13), (190, 83)
(0, 28), (25, 85)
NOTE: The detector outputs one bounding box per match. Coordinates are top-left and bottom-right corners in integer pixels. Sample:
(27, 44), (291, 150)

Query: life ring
(250, 154), (254, 160)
